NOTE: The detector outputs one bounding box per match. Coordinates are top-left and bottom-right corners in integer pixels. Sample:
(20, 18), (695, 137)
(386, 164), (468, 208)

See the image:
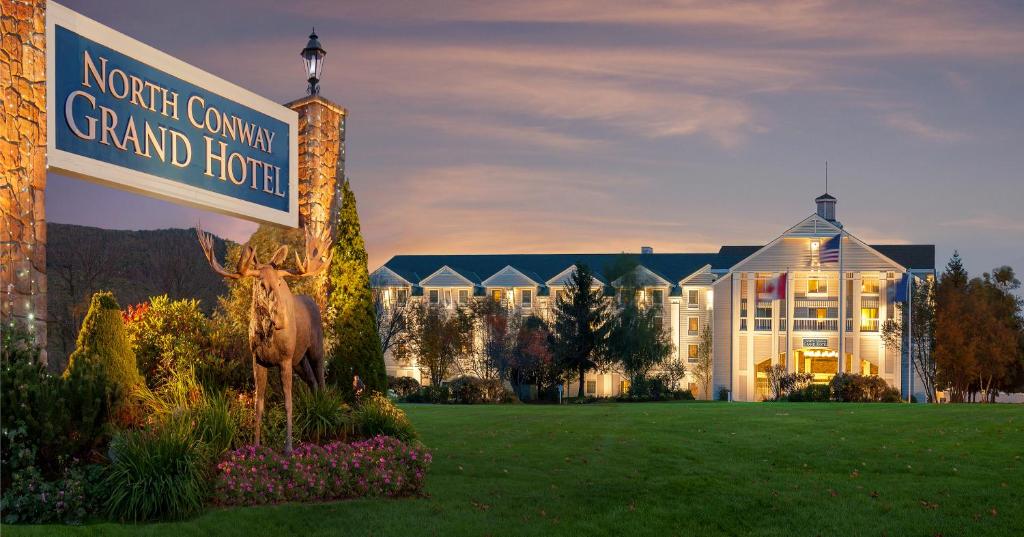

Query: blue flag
(894, 273), (911, 302)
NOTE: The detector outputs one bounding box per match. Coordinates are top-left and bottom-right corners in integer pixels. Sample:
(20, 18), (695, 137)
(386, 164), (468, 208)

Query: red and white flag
(759, 273), (787, 300)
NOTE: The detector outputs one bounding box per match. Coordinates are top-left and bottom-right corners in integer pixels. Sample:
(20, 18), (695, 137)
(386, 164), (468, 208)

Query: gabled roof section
(546, 264), (608, 287)
(785, 213), (842, 237)
(482, 265), (540, 288)
(679, 264), (714, 286)
(612, 265), (670, 287)
(369, 266), (411, 287)
(420, 265), (475, 287)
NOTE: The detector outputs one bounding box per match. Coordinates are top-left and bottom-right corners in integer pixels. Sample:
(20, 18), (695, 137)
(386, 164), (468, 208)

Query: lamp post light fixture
(301, 29), (326, 95)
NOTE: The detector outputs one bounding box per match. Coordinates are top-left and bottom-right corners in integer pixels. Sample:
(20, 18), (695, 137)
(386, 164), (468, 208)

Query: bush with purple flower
(212, 435), (431, 506)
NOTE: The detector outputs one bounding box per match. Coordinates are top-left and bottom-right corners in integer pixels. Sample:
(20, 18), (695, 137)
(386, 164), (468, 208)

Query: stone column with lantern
(285, 31), (347, 307)
(1, 0), (48, 361)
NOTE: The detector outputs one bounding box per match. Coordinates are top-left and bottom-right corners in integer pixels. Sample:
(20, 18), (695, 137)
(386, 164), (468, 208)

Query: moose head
(197, 225), (333, 454)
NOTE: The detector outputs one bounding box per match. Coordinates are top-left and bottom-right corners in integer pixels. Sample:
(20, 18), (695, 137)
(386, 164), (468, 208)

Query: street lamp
(301, 29), (326, 95)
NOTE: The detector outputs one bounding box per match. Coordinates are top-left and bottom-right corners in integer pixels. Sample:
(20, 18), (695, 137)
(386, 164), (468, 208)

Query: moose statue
(197, 225), (333, 454)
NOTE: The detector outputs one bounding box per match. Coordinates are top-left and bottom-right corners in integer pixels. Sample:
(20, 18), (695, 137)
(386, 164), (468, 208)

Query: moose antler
(196, 224), (257, 279)
(279, 225), (334, 278)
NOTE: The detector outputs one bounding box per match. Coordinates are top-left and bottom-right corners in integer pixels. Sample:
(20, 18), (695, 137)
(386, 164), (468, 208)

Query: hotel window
(687, 344), (699, 362)
(586, 380), (597, 395)
(428, 289), (439, 305)
(652, 289), (664, 305)
(556, 289), (567, 303)
(396, 288), (409, 305)
(861, 276), (880, 295)
(860, 307), (879, 332)
(491, 289), (504, 303)
(688, 289), (700, 308)
(458, 289), (469, 304)
(807, 278), (827, 295)
(521, 289), (533, 308)
(688, 317), (699, 335)
(444, 289), (453, 305)
(814, 307), (828, 319)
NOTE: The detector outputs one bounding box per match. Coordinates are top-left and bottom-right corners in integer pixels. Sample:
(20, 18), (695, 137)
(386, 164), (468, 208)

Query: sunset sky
(47, 0), (1024, 276)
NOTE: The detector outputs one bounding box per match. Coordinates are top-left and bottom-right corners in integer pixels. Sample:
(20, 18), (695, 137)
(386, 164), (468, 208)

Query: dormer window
(688, 289), (699, 308)
(491, 289), (503, 303)
(396, 288), (409, 305)
(521, 289), (533, 308)
(428, 289), (440, 305)
(458, 289), (469, 304)
(652, 289), (664, 305)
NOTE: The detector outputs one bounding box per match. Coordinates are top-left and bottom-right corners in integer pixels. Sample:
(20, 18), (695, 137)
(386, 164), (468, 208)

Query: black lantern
(301, 29), (326, 95)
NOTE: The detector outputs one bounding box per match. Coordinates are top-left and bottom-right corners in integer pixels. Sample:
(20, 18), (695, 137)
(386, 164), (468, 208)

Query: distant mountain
(46, 223), (232, 369)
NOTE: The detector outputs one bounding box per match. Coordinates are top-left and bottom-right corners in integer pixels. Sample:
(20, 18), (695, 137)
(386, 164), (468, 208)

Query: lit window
(808, 278), (827, 294)
(458, 289), (469, 304)
(556, 289), (567, 303)
(687, 344), (699, 361)
(586, 380), (597, 394)
(860, 308), (879, 332)
(521, 289), (533, 307)
(652, 289), (664, 305)
(688, 317), (699, 335)
(491, 289), (503, 303)
(396, 288), (409, 305)
(861, 277), (879, 294)
(428, 289), (439, 304)
(688, 289), (700, 308)
(815, 308), (828, 319)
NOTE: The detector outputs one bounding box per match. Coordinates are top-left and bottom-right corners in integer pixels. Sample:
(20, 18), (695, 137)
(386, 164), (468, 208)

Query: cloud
(882, 113), (966, 142)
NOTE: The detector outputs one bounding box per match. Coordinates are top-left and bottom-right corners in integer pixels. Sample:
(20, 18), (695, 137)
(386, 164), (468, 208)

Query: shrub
(354, 394), (416, 442)
(787, 383), (831, 402)
(404, 385), (452, 404)
(2, 326), (116, 482)
(103, 416), (209, 522)
(447, 376), (518, 404)
(213, 436), (431, 506)
(388, 376), (421, 398)
(1, 463), (105, 524)
(618, 375), (694, 402)
(124, 295), (212, 387)
(65, 291), (142, 407)
(829, 374), (903, 403)
(295, 385), (351, 444)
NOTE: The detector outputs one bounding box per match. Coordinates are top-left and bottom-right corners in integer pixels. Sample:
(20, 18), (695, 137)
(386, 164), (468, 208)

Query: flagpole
(837, 231), (844, 380)
(907, 273), (913, 403)
(785, 268), (791, 372)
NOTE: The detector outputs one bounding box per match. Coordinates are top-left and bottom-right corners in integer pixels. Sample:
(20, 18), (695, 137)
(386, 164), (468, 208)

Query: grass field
(7, 402), (1023, 536)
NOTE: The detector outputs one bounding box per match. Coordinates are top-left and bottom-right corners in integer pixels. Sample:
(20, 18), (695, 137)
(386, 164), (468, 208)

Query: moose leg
(309, 345), (326, 390)
(281, 362), (294, 455)
(253, 360), (268, 447)
(299, 356), (317, 390)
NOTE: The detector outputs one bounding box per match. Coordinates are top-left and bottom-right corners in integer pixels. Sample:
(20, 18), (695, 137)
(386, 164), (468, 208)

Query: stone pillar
(284, 95), (348, 232)
(1, 0), (47, 362)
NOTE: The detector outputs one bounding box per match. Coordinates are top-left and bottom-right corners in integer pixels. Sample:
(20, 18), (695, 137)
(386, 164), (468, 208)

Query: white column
(671, 299), (681, 362)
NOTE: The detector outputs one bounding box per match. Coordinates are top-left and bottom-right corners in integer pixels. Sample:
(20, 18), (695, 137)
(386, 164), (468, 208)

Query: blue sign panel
(47, 3), (298, 226)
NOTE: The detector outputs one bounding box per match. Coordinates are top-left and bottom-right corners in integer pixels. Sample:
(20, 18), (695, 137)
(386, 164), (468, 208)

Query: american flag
(819, 234), (841, 263)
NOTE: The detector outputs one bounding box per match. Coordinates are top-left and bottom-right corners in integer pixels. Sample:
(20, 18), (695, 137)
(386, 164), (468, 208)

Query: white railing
(754, 318), (772, 331)
(792, 318), (839, 331)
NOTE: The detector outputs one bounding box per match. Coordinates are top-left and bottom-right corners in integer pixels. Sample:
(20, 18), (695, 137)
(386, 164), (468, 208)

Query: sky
(47, 0), (1024, 277)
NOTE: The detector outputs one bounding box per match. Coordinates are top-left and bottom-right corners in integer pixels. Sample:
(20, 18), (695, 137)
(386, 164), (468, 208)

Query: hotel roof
(375, 244), (934, 287)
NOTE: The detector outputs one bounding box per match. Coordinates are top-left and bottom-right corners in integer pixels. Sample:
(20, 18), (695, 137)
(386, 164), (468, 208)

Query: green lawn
(7, 402), (1023, 536)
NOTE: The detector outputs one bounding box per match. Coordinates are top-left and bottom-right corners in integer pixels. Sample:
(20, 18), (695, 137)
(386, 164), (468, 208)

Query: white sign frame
(46, 1), (299, 228)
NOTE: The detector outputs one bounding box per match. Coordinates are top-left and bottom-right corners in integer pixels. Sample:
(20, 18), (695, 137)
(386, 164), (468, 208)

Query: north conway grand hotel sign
(47, 1), (298, 226)
(2, 0), (351, 359)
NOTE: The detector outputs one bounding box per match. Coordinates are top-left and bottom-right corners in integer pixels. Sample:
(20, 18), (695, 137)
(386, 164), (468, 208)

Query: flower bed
(212, 435), (431, 506)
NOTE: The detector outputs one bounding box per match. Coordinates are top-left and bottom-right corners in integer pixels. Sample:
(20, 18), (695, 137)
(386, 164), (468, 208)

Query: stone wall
(286, 95), (347, 232)
(1, 0), (47, 361)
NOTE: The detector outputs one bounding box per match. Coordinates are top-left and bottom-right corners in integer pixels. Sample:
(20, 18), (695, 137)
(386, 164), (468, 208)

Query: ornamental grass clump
(212, 435), (431, 507)
(355, 393), (417, 442)
(103, 416), (209, 522)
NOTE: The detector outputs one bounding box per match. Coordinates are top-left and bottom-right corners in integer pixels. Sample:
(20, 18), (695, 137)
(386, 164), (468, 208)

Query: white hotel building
(370, 195), (934, 402)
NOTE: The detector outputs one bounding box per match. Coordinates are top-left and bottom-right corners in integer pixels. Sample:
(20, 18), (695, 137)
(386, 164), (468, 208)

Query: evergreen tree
(325, 179), (387, 396)
(551, 264), (611, 398)
(65, 291), (142, 402)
